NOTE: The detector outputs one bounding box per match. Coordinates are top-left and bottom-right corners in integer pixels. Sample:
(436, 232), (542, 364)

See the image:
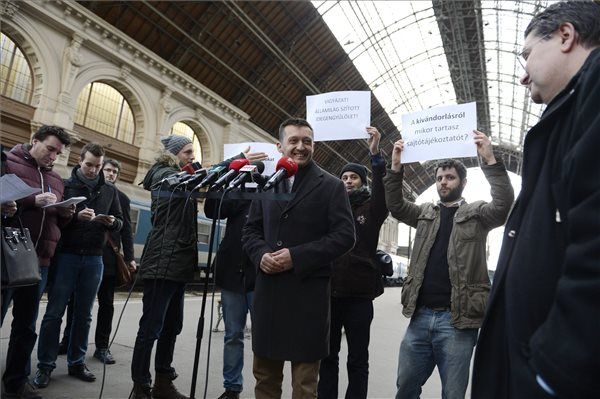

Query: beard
(438, 184), (463, 203)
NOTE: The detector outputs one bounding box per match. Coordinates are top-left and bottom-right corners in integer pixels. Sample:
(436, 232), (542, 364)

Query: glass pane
(0, 33), (33, 103)
(74, 81), (136, 144)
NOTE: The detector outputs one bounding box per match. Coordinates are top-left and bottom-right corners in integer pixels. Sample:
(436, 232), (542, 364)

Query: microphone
(162, 162), (201, 187)
(176, 168), (209, 187)
(210, 158), (250, 190)
(192, 165), (227, 190)
(262, 157), (298, 191)
(227, 161), (266, 190)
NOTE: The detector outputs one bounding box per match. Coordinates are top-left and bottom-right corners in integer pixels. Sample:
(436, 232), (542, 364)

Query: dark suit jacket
(243, 161), (355, 362)
(204, 198), (254, 293)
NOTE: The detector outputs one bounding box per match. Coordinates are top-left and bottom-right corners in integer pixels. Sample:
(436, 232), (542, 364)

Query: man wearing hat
(318, 127), (389, 399)
(130, 135), (196, 399)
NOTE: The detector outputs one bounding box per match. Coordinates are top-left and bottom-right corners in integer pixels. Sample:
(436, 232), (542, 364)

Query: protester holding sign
(384, 131), (513, 399)
(317, 127), (389, 399)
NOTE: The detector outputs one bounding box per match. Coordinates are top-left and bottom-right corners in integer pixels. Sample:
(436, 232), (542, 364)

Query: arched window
(0, 32), (33, 103)
(170, 121), (202, 163)
(74, 81), (135, 143)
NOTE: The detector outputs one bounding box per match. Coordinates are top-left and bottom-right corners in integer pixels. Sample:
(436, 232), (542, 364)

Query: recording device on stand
(210, 158), (250, 190)
(192, 165), (228, 190)
(175, 168), (210, 188)
(151, 161), (203, 189)
(227, 161), (265, 190)
(262, 156), (299, 191)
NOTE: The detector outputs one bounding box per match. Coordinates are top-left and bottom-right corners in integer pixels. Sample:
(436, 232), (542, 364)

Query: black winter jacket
(204, 198), (254, 293)
(473, 48), (600, 399)
(139, 153), (197, 282)
(59, 165), (123, 256)
(331, 154), (388, 299)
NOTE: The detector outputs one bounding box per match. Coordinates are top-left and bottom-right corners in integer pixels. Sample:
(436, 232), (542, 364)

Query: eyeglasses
(517, 34), (552, 70)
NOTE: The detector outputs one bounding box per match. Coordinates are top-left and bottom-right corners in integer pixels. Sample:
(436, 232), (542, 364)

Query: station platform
(1, 287), (459, 398)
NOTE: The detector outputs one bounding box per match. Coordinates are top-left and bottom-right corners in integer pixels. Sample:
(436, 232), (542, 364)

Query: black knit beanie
(340, 163), (368, 186)
(160, 135), (192, 156)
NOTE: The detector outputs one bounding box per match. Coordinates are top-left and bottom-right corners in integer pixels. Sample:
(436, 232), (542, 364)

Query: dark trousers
(1, 283), (41, 392)
(318, 297), (373, 399)
(63, 274), (116, 349)
(131, 279), (185, 386)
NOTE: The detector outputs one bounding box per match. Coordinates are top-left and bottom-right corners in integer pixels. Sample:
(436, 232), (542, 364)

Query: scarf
(76, 168), (100, 189)
(348, 186), (371, 206)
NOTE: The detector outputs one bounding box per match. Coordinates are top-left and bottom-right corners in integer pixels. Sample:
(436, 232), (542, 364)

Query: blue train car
(129, 199), (223, 268)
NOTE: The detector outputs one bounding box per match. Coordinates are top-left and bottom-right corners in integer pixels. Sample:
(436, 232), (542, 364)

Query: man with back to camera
(1, 125), (73, 399)
(203, 147), (268, 399)
(472, 2), (600, 398)
(317, 126), (389, 399)
(35, 142), (123, 388)
(384, 131), (514, 399)
(243, 118), (355, 399)
(130, 135), (196, 399)
(58, 158), (136, 365)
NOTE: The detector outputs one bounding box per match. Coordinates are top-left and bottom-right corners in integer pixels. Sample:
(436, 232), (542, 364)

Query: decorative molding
(0, 0), (19, 18)
(120, 64), (131, 81)
(24, 0), (250, 124)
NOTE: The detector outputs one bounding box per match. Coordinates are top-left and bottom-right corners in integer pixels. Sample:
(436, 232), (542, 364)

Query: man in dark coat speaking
(472, 2), (600, 398)
(243, 118), (355, 399)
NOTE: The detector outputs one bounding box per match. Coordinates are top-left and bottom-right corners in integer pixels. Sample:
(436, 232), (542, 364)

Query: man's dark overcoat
(243, 161), (355, 362)
(472, 48), (600, 399)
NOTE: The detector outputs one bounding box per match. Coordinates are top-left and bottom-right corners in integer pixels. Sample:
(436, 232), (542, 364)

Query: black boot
(152, 373), (189, 399)
(131, 383), (152, 399)
(217, 390), (240, 399)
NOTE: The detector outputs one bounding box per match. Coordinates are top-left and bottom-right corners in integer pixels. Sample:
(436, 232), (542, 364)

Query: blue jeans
(221, 289), (253, 392)
(395, 307), (478, 399)
(131, 279), (185, 386)
(37, 254), (103, 370)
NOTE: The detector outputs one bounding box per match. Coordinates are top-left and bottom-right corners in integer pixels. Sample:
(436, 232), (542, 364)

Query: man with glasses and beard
(473, 2), (600, 398)
(384, 131), (513, 399)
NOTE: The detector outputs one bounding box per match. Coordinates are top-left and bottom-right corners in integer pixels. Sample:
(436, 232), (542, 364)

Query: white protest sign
(306, 91), (371, 142)
(401, 102), (477, 163)
(223, 142), (279, 176)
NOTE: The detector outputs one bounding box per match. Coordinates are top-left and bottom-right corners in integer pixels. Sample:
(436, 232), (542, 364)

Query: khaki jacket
(384, 162), (514, 328)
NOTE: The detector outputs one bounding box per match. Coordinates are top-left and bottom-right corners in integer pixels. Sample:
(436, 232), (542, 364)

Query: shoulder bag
(1, 218), (41, 287)
(106, 233), (132, 287)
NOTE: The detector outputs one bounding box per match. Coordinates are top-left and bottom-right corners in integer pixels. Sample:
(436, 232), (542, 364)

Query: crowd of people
(1, 2), (598, 399)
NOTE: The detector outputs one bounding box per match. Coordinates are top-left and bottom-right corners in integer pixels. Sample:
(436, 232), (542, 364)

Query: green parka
(384, 162), (514, 329)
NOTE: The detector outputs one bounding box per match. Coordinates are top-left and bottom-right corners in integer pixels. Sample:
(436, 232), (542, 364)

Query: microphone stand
(190, 212), (219, 399)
